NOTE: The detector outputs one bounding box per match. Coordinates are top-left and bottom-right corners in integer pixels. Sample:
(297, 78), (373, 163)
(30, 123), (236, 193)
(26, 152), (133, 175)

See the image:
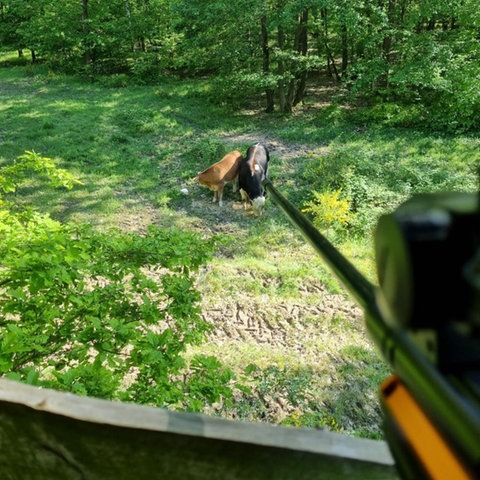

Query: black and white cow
(238, 143), (269, 215)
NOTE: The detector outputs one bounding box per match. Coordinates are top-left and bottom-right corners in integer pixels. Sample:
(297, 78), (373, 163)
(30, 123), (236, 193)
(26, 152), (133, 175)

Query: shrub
(302, 190), (353, 234)
(130, 54), (163, 85)
(210, 72), (279, 109)
(0, 151), (236, 411)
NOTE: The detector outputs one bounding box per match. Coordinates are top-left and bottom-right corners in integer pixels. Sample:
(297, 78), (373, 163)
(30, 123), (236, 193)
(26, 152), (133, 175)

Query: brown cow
(197, 150), (243, 206)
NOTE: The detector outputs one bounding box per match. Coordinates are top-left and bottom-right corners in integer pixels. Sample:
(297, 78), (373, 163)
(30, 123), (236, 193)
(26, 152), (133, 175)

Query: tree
(261, 13), (275, 112)
(1, 0), (478, 128)
(348, 0), (480, 130)
(271, 1), (311, 113)
(0, 0), (41, 62)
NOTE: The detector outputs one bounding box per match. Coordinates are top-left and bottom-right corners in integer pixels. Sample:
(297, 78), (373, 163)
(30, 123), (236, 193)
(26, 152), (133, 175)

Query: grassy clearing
(1, 54), (478, 439)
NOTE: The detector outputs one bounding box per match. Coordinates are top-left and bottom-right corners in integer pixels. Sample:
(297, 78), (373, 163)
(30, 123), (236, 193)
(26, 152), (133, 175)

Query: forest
(0, 0), (479, 440)
(1, 0), (479, 129)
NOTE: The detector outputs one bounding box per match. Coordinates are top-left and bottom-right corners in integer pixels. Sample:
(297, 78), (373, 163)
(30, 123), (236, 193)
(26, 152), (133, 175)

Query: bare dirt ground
(200, 276), (363, 350)
(218, 132), (330, 160)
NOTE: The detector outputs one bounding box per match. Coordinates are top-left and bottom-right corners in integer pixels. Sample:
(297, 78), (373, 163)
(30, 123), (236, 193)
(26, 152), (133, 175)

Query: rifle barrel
(264, 180), (376, 312)
(265, 180), (480, 471)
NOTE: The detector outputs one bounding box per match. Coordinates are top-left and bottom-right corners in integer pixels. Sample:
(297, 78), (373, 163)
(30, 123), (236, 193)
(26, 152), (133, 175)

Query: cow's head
(251, 196), (266, 215)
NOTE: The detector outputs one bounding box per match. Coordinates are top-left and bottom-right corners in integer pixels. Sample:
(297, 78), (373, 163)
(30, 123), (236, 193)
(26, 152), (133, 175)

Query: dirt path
(201, 280), (362, 349)
(219, 133), (329, 160)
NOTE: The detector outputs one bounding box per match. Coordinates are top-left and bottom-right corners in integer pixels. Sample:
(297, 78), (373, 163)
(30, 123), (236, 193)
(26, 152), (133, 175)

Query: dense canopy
(1, 0), (479, 129)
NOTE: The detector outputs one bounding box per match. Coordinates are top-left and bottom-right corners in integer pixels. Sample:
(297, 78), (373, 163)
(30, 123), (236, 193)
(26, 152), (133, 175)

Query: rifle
(264, 179), (480, 479)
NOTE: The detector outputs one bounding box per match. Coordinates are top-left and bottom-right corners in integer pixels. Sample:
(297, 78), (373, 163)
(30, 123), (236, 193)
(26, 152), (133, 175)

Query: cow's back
(243, 144), (269, 177)
(198, 150), (243, 186)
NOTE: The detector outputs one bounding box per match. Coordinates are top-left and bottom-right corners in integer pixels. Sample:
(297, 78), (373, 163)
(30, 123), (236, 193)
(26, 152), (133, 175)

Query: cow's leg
(232, 175), (239, 193)
(217, 183), (225, 207)
(240, 189), (249, 210)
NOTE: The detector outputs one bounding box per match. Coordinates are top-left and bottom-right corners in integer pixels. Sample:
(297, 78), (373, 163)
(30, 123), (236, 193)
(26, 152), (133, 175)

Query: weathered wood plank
(0, 379), (399, 479)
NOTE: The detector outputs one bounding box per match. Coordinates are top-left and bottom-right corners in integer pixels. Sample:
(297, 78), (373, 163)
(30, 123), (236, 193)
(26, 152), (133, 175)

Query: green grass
(1, 53), (478, 439)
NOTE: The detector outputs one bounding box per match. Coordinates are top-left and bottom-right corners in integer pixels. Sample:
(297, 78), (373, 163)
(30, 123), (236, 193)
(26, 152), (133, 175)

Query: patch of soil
(201, 288), (362, 349)
(218, 133), (329, 160)
(196, 271), (379, 430)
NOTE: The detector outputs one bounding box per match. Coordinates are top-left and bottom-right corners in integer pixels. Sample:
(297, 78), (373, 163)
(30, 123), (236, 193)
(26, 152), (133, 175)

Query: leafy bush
(348, 29), (480, 133)
(0, 150), (82, 193)
(96, 73), (131, 89)
(301, 150), (401, 237)
(0, 151), (237, 411)
(302, 190), (353, 235)
(130, 54), (163, 85)
(301, 140), (477, 237)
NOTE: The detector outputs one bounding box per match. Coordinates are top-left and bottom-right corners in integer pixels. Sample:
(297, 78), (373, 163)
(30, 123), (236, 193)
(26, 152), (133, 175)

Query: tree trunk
(292, 10), (308, 106)
(382, 0), (398, 88)
(277, 25), (289, 113)
(82, 0), (91, 65)
(341, 24), (348, 76)
(319, 8), (339, 81)
(277, 10), (309, 113)
(261, 15), (275, 113)
(124, 0), (135, 52)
